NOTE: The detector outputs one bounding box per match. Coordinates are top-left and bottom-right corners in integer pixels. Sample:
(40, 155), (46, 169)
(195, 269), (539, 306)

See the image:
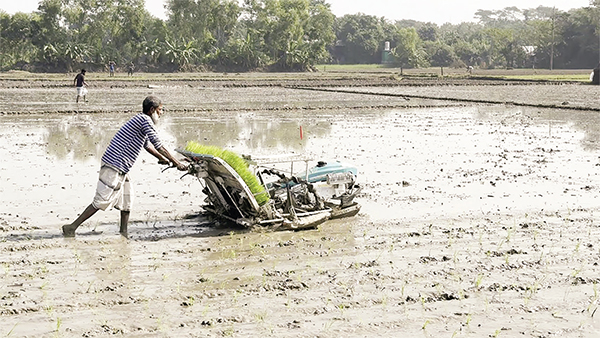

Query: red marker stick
(300, 126), (303, 140)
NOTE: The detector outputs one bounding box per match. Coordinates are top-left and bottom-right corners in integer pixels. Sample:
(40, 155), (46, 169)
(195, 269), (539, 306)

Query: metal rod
(280, 209), (332, 217)
(259, 218), (286, 224)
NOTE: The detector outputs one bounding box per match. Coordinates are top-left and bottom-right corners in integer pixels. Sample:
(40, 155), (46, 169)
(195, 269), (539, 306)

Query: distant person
(62, 96), (188, 237)
(109, 61), (116, 77)
(128, 62), (135, 76)
(466, 65), (473, 74)
(592, 63), (600, 85)
(74, 69), (88, 103)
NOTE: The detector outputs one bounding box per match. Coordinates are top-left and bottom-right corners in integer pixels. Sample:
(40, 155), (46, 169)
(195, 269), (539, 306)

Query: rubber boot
(120, 210), (130, 237)
(62, 224), (78, 237)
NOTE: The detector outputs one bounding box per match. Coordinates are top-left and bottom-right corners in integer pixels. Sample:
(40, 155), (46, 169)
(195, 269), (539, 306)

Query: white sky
(0, 0), (593, 25)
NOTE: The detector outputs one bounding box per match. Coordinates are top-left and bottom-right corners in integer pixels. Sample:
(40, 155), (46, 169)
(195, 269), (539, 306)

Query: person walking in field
(74, 69), (88, 103)
(62, 96), (188, 237)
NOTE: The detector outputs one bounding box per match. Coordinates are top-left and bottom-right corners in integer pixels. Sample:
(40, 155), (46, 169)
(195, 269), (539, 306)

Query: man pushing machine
(62, 96), (188, 237)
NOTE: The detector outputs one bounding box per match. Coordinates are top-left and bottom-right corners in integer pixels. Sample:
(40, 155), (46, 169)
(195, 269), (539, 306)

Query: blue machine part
(298, 160), (358, 183)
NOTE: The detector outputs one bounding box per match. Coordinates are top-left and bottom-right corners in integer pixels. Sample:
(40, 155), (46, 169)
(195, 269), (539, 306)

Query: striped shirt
(101, 113), (163, 174)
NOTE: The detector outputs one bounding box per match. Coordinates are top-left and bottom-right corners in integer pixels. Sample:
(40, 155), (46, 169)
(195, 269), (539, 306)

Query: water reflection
(42, 111), (334, 161)
(44, 114), (129, 161)
(27, 106), (600, 165)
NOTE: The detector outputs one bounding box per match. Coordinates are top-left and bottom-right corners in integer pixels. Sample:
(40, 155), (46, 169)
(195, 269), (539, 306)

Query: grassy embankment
(315, 64), (593, 82)
(0, 65), (593, 82)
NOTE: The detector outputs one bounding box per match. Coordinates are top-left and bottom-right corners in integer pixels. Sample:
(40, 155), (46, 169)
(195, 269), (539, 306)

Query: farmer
(74, 69), (88, 103)
(108, 61), (116, 77)
(62, 95), (188, 237)
(128, 61), (135, 76)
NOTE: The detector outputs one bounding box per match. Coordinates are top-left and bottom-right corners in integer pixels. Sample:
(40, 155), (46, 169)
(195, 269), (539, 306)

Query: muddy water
(3, 104), (600, 337)
(3, 105), (599, 232)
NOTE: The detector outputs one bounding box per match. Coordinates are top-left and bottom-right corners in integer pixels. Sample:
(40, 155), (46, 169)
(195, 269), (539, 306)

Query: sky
(0, 0), (593, 25)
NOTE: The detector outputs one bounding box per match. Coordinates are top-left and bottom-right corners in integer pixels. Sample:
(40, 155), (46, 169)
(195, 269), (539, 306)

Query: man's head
(81, 69), (86, 74)
(143, 96), (163, 124)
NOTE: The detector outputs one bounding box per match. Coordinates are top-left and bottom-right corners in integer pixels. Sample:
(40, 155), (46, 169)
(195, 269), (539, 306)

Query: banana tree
(165, 38), (199, 70)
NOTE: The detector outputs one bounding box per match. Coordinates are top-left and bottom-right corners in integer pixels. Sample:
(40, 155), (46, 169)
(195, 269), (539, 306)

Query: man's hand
(174, 161), (188, 171)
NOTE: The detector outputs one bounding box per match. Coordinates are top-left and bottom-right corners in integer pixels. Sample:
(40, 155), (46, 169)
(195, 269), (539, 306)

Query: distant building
(382, 41), (393, 64)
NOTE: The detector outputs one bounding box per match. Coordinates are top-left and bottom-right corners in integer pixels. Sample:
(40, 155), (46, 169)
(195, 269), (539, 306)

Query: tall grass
(185, 141), (269, 206)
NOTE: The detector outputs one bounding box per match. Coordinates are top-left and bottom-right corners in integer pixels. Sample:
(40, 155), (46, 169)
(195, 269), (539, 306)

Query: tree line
(1, 0), (600, 73)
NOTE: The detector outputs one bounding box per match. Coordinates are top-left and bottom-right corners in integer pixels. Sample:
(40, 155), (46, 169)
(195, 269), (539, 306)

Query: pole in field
(300, 126), (303, 140)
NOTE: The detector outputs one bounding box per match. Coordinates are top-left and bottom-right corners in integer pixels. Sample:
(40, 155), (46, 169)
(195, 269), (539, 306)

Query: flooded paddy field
(2, 75), (600, 337)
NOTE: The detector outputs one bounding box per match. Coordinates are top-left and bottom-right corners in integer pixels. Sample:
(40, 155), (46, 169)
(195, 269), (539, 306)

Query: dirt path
(1, 75), (600, 337)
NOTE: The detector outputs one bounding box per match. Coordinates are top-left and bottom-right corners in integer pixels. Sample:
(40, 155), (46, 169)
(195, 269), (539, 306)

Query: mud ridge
(290, 85), (600, 111)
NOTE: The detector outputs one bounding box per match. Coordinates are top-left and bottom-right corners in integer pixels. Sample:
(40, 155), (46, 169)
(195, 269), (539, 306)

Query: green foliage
(165, 38), (200, 70)
(1, 2), (600, 71)
(425, 41), (457, 67)
(391, 27), (427, 69)
(184, 141), (269, 206)
(167, 0), (240, 51)
(334, 13), (387, 64)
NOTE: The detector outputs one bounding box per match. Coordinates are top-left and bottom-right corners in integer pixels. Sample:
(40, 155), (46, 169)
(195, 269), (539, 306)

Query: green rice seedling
(6, 322), (18, 337)
(86, 280), (95, 293)
(586, 283), (598, 313)
(44, 305), (54, 317)
(254, 311), (267, 322)
(221, 249), (237, 259)
(447, 231), (455, 247)
(496, 238), (506, 252)
(381, 295), (388, 307)
(55, 317), (62, 334)
(337, 303), (347, 315)
(184, 141), (269, 206)
(474, 274), (484, 289)
(505, 226), (514, 242)
(221, 325), (235, 337)
(323, 319), (334, 331)
(523, 281), (540, 305)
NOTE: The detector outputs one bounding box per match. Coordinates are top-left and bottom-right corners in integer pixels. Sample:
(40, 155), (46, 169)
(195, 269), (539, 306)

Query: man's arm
(145, 143), (187, 171)
(157, 147), (187, 171)
(145, 142), (169, 164)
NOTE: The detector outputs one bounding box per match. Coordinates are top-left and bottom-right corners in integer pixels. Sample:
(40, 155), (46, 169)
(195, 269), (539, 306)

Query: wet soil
(2, 74), (600, 337)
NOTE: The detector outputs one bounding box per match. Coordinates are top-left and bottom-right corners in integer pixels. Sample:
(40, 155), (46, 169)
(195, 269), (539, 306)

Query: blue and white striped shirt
(101, 113), (163, 174)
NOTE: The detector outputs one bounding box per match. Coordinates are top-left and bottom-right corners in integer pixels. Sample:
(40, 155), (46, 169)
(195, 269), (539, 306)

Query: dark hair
(143, 96), (161, 114)
(81, 69), (86, 73)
